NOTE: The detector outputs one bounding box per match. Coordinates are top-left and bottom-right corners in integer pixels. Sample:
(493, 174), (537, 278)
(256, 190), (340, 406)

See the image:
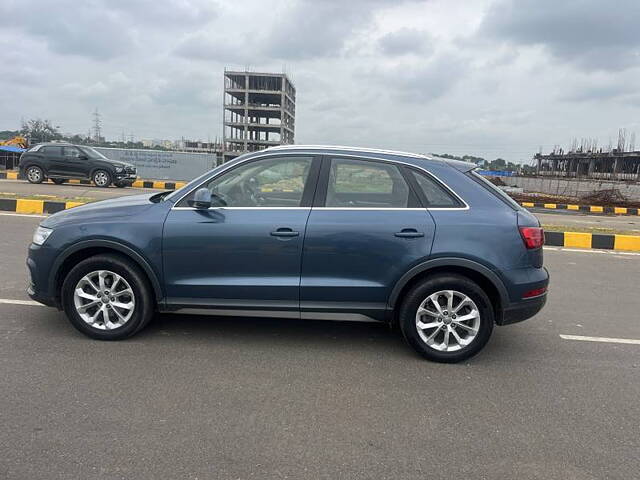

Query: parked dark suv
(26, 146), (548, 362)
(19, 143), (137, 188)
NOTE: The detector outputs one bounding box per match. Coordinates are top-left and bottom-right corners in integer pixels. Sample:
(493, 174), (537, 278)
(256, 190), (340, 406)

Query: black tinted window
(63, 147), (81, 158)
(326, 158), (410, 208)
(410, 170), (461, 208)
(41, 146), (61, 156)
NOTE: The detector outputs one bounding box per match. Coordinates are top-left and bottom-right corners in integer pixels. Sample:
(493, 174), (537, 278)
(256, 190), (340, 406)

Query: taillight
(519, 227), (544, 249)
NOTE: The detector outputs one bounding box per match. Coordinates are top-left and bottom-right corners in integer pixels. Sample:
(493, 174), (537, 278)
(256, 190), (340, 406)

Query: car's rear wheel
(61, 254), (154, 340)
(26, 166), (45, 184)
(399, 274), (494, 363)
(51, 178), (66, 185)
(93, 170), (111, 188)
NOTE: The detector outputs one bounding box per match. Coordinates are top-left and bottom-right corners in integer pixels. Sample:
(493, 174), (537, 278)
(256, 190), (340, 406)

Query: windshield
(78, 146), (108, 160)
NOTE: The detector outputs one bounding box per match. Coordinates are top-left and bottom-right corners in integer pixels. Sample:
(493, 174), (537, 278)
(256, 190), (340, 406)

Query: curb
(0, 198), (85, 214)
(544, 231), (640, 251)
(0, 171), (186, 190)
(521, 201), (639, 216)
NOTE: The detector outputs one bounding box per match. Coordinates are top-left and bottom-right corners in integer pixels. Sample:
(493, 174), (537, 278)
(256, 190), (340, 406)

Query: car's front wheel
(26, 165), (45, 184)
(399, 274), (494, 363)
(92, 170), (112, 188)
(61, 254), (154, 340)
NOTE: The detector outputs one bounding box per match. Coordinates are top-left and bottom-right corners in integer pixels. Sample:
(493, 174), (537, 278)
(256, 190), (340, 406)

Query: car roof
(263, 145), (477, 172)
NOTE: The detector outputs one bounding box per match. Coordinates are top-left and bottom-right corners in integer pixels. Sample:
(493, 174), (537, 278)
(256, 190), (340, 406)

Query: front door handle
(270, 227), (300, 238)
(394, 228), (424, 238)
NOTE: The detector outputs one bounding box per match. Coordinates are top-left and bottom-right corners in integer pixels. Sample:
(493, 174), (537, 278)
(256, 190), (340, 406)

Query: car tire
(61, 254), (155, 340)
(399, 274), (494, 363)
(51, 178), (66, 185)
(92, 170), (112, 188)
(26, 165), (45, 184)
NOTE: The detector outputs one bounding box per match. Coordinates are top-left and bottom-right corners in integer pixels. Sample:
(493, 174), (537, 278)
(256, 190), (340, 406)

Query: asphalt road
(1, 213), (639, 479)
(0, 179), (163, 200)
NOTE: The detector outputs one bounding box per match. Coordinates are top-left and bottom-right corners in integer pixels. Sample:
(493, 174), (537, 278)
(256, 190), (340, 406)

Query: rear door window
(325, 158), (411, 208)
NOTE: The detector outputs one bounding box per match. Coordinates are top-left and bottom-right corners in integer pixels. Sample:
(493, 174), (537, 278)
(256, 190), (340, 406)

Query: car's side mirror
(190, 188), (212, 209)
(78, 155), (88, 160)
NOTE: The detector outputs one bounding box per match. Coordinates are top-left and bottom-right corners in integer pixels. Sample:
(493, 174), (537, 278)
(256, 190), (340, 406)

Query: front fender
(48, 239), (164, 304)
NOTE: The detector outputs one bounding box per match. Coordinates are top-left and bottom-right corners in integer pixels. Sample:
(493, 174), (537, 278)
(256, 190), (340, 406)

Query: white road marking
(560, 334), (640, 345)
(0, 298), (44, 306)
(544, 246), (640, 257)
(0, 212), (47, 218)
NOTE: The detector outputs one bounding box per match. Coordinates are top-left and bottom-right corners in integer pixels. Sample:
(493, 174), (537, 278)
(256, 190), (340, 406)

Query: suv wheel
(51, 178), (66, 185)
(399, 274), (494, 363)
(26, 166), (45, 184)
(61, 254), (154, 340)
(93, 170), (111, 188)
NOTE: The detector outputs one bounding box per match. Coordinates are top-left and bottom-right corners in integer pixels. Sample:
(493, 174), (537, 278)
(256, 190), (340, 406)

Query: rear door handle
(270, 227), (300, 238)
(394, 228), (424, 238)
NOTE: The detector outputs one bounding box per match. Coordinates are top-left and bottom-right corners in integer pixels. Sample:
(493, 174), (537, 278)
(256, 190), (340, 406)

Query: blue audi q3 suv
(26, 145), (548, 362)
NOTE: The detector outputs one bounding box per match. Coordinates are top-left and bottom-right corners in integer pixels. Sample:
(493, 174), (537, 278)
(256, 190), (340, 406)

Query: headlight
(115, 167), (124, 173)
(32, 226), (53, 245)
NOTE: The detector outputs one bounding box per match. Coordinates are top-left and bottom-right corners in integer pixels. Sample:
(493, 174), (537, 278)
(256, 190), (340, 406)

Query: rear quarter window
(468, 170), (521, 210)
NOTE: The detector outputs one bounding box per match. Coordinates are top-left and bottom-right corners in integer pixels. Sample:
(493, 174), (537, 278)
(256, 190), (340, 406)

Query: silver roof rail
(264, 144), (434, 160)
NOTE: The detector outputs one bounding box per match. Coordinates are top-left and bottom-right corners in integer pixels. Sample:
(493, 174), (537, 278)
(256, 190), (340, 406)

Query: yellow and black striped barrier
(521, 201), (639, 216)
(0, 198), (85, 214)
(544, 231), (640, 251)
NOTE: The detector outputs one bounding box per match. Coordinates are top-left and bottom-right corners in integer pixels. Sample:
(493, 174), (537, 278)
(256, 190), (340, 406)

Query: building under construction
(535, 131), (640, 181)
(223, 70), (295, 163)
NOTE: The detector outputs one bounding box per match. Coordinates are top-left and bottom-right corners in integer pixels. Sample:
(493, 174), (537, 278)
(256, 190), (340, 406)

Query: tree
(20, 118), (62, 143)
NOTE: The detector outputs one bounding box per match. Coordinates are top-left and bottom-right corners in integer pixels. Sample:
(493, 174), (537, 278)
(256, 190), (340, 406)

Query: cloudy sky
(1, 0), (639, 162)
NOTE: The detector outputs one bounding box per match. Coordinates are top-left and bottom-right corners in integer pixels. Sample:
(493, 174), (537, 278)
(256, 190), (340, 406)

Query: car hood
(42, 193), (158, 228)
(98, 157), (136, 169)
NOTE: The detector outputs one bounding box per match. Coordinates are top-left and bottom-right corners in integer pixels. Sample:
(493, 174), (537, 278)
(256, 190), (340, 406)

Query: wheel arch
(50, 240), (163, 307)
(388, 257), (509, 323)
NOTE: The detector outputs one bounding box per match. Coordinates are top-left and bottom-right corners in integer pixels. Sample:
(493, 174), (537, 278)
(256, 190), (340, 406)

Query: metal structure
(535, 130), (640, 181)
(223, 70), (295, 163)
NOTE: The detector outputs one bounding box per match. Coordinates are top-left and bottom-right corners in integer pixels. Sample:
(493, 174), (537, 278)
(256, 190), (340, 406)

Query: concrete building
(223, 70), (295, 162)
(535, 150), (640, 181)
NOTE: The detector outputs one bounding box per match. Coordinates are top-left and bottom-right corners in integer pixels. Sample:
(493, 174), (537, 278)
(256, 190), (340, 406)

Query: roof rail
(265, 144), (434, 160)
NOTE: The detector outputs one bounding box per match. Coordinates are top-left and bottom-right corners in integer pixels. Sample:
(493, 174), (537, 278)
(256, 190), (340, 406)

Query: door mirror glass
(78, 154), (88, 160)
(189, 188), (212, 209)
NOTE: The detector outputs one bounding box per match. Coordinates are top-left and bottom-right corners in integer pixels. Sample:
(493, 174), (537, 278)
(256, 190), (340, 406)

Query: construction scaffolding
(223, 70), (295, 163)
(535, 129), (640, 181)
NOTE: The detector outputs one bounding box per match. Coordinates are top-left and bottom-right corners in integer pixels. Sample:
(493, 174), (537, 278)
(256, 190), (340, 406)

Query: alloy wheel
(415, 290), (481, 352)
(27, 167), (42, 182)
(73, 270), (135, 330)
(94, 171), (109, 186)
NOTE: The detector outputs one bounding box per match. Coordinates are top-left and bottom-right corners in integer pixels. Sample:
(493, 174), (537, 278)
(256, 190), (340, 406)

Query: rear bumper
(499, 293), (547, 325)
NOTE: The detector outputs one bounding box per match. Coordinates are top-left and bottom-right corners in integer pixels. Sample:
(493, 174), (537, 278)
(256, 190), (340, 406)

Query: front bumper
(26, 244), (60, 309)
